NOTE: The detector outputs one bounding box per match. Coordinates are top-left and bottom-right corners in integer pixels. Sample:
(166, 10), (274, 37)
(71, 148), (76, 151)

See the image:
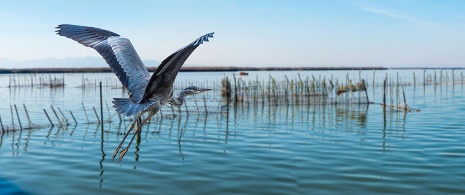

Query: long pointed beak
(198, 88), (212, 93)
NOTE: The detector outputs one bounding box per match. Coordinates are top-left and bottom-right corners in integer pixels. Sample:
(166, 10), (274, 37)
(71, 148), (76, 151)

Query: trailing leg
(116, 111), (157, 162)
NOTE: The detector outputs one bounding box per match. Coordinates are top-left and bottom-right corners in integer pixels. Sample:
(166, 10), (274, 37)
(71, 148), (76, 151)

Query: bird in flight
(56, 24), (214, 162)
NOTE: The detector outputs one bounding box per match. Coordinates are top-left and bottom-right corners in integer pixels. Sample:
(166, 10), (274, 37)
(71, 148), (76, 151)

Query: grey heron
(56, 24), (214, 162)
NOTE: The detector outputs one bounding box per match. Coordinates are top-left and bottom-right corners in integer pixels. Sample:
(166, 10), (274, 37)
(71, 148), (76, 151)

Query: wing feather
(142, 32), (214, 101)
(56, 24), (150, 103)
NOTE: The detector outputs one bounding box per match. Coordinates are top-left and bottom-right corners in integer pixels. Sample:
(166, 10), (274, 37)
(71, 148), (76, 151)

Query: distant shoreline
(0, 66), (462, 74)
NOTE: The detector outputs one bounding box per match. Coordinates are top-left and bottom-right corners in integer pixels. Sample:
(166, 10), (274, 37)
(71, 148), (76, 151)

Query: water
(0, 70), (464, 194)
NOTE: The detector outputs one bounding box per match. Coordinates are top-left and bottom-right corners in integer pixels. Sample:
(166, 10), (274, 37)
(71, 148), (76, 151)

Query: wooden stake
(100, 82), (103, 130)
(383, 78), (386, 107)
(203, 95), (208, 115)
(0, 116), (4, 132)
(402, 85), (407, 108)
(57, 107), (68, 126)
(70, 111), (78, 125)
(14, 104), (22, 130)
(82, 102), (89, 123)
(93, 107), (100, 124)
(362, 79), (369, 103)
(10, 105), (15, 130)
(43, 109), (54, 127)
(51, 106), (62, 127)
(105, 100), (111, 122)
(23, 104), (32, 128)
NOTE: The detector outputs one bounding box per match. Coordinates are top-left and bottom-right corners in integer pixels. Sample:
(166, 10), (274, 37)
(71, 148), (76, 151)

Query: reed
(2, 69), (463, 131)
(7, 74), (65, 88)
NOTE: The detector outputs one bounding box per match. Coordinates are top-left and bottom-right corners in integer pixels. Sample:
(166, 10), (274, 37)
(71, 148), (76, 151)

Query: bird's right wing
(56, 24), (151, 103)
(142, 32), (214, 101)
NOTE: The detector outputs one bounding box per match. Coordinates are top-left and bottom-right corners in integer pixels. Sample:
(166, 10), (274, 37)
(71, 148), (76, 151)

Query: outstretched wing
(142, 32), (214, 102)
(56, 24), (151, 103)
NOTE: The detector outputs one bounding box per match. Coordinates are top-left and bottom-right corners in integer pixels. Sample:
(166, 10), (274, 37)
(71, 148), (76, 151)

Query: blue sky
(0, 0), (464, 68)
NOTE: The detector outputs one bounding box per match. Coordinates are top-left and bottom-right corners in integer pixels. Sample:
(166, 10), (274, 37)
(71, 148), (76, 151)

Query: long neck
(169, 91), (189, 106)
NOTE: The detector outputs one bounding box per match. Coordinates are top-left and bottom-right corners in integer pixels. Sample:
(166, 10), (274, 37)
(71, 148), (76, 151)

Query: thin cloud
(360, 6), (415, 22)
(353, 4), (429, 27)
(456, 15), (465, 20)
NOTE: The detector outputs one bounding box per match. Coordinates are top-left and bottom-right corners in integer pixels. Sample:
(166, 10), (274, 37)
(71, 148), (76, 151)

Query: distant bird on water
(56, 24), (214, 162)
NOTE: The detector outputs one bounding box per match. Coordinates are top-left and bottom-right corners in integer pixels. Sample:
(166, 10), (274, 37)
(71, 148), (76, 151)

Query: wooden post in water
(57, 107), (68, 126)
(233, 73), (237, 104)
(105, 101), (111, 122)
(93, 107), (100, 124)
(440, 70), (443, 85)
(390, 78), (393, 105)
(82, 102), (89, 123)
(358, 71), (361, 104)
(10, 105), (15, 130)
(383, 78), (387, 106)
(203, 95), (208, 115)
(51, 106), (62, 127)
(14, 105), (22, 130)
(396, 72), (399, 106)
(434, 71), (437, 85)
(70, 111), (77, 125)
(372, 70), (376, 88)
(23, 104), (32, 129)
(43, 109), (54, 127)
(0, 116), (4, 132)
(100, 82), (103, 131)
(362, 79), (369, 103)
(423, 70), (426, 86)
(413, 72), (416, 87)
(402, 85), (407, 109)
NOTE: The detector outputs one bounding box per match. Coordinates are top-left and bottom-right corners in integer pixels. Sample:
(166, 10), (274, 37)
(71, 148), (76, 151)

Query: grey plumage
(166, 86), (212, 106)
(56, 24), (214, 162)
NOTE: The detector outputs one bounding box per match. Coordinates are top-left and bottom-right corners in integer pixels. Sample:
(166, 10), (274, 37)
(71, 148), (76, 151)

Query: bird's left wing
(56, 24), (151, 103)
(143, 32), (214, 100)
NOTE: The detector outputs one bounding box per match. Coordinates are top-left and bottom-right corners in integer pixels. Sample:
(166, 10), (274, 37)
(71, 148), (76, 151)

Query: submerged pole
(402, 85), (407, 108)
(23, 104), (32, 128)
(10, 105), (15, 130)
(0, 116), (4, 132)
(43, 109), (54, 127)
(70, 111), (78, 125)
(100, 82), (103, 130)
(93, 107), (100, 124)
(203, 95), (208, 115)
(14, 104), (22, 130)
(362, 79), (369, 103)
(82, 102), (89, 123)
(105, 101), (111, 122)
(51, 106), (62, 127)
(57, 107), (68, 126)
(383, 78), (387, 106)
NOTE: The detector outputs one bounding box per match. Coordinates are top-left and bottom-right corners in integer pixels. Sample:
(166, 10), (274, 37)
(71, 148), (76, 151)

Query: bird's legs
(112, 111), (156, 162)
(112, 113), (142, 161)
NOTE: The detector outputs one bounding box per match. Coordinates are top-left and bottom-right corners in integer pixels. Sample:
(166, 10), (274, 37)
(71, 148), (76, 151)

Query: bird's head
(180, 86), (212, 96)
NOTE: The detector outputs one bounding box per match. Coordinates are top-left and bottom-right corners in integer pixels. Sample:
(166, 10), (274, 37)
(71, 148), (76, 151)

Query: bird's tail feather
(112, 98), (155, 116)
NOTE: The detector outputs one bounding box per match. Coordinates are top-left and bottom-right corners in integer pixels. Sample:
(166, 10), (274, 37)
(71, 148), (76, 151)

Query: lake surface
(0, 69), (464, 194)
